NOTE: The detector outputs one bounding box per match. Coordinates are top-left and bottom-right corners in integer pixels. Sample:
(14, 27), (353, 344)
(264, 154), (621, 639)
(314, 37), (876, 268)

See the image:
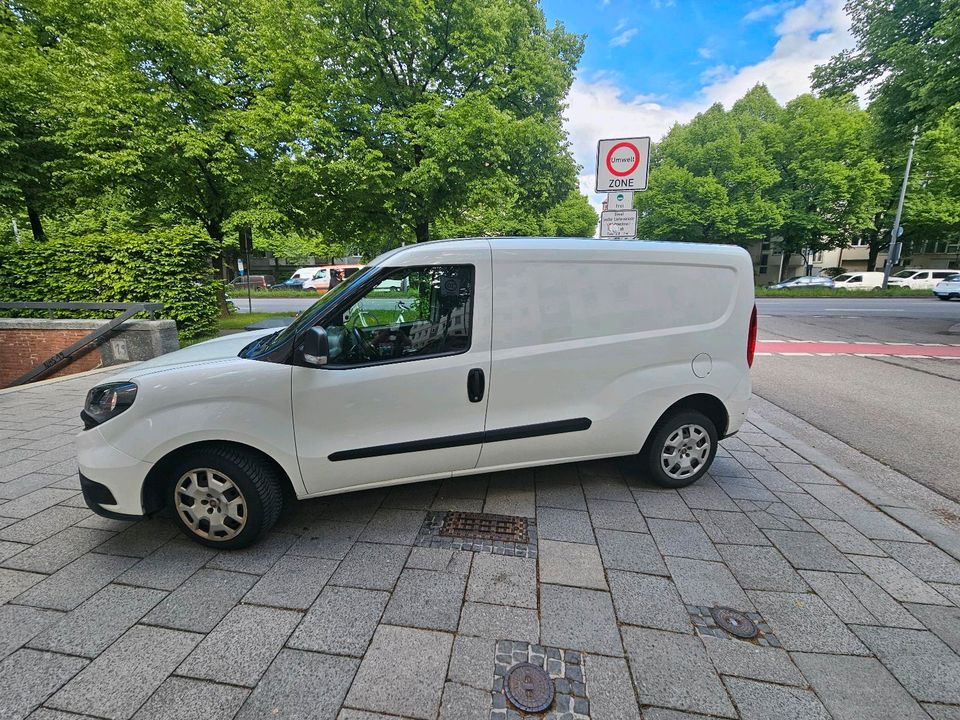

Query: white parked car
(291, 266), (323, 281)
(888, 269), (957, 289)
(832, 272), (886, 290)
(933, 273), (960, 301)
(77, 238), (756, 548)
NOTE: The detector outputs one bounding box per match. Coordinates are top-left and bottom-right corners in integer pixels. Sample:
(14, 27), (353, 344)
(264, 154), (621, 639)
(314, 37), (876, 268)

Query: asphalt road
(753, 306), (960, 502)
(757, 296), (960, 319)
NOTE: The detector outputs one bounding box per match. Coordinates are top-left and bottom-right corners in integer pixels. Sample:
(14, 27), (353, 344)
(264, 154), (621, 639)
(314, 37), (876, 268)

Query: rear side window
(933, 271), (953, 279)
(849, 275), (862, 283)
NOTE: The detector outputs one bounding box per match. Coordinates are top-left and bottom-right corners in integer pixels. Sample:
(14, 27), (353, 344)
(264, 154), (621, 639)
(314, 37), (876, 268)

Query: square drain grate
(441, 511), (529, 543)
(416, 511), (538, 558)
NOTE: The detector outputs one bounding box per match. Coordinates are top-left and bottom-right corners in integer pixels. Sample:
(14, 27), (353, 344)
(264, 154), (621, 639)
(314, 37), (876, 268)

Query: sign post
(596, 137), (649, 239)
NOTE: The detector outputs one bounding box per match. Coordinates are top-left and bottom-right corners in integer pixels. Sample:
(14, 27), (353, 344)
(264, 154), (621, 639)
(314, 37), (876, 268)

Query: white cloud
(609, 28), (638, 47)
(564, 0), (853, 205)
(697, 46), (713, 59)
(742, 2), (795, 24)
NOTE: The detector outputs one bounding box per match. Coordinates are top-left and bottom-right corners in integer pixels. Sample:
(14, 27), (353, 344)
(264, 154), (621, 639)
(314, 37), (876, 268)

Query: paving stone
(536, 507), (594, 544)
(842, 509), (924, 543)
(330, 542), (409, 591)
(607, 570), (690, 633)
(700, 635), (804, 686)
(29, 584), (166, 658)
(0, 507), (91, 545)
(729, 451), (776, 473)
(446, 636), (495, 691)
(142, 569), (258, 633)
(177, 604), (301, 687)
(718, 544), (808, 592)
(466, 553), (537, 607)
(14, 553), (138, 611)
(771, 462), (835, 484)
(381, 481), (440, 510)
(438, 682), (488, 720)
(0, 488), (77, 519)
(582, 654), (641, 720)
(641, 709), (727, 720)
(931, 582), (960, 606)
(750, 591), (868, 655)
(344, 625), (452, 720)
(586, 498), (646, 532)
(535, 476), (587, 511)
(23, 708), (100, 720)
(458, 601), (539, 642)
(0, 567), (44, 603)
(92, 519), (177, 558)
(631, 489), (694, 521)
(648, 519), (720, 561)
(286, 520), (364, 560)
(483, 484), (536, 519)
(621, 626), (735, 718)
(853, 625), (960, 704)
(763, 529), (857, 572)
(0, 604), (62, 661)
(579, 472), (634, 502)
(540, 584), (622, 656)
(723, 677), (830, 720)
(113, 539), (215, 591)
(595, 528), (668, 576)
(359, 508), (425, 545)
(288, 586), (389, 657)
(47, 625), (200, 720)
(849, 555), (950, 605)
(382, 568), (467, 631)
(2, 528), (113, 574)
(806, 518), (884, 556)
(877, 541), (960, 584)
(799, 570), (875, 624)
(678, 479), (740, 512)
(838, 574), (925, 629)
(904, 603), (960, 655)
(405, 547), (472, 576)
(708, 457), (754, 479)
(665, 557), (753, 610)
(924, 705), (960, 720)
(751, 469), (804, 493)
(0, 542), (30, 563)
(337, 711), (415, 720)
(132, 676), (249, 720)
(205, 531), (296, 574)
(0, 473), (65, 501)
(792, 652), (929, 720)
(537, 539), (606, 590)
(692, 509), (769, 546)
(242, 555), (337, 610)
(235, 649), (358, 720)
(714, 477), (778, 502)
(0, 648), (88, 720)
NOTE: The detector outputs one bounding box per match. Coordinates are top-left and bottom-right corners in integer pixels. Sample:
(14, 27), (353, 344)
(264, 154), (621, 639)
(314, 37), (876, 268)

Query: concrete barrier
(0, 318), (179, 387)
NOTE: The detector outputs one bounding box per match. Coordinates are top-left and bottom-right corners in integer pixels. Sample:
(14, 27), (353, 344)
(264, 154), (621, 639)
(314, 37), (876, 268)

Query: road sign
(599, 210), (638, 239)
(595, 137), (651, 193)
(607, 191), (633, 210)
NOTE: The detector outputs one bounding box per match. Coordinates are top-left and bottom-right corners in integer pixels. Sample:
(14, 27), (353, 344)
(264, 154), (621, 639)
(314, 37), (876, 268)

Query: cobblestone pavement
(2, 370), (960, 720)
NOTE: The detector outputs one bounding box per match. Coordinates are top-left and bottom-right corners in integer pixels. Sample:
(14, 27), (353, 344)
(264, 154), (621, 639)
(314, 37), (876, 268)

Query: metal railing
(0, 302), (164, 386)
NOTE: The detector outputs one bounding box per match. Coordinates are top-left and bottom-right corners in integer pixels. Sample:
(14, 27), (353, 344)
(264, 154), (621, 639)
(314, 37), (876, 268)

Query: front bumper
(79, 473), (143, 520)
(76, 427), (153, 517)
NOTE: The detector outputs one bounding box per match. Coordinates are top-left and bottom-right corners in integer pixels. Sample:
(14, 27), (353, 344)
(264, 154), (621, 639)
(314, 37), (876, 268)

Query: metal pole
(882, 126), (918, 288)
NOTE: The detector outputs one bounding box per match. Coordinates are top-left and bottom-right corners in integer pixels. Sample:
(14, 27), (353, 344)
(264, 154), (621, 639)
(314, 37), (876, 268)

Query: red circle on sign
(605, 142), (641, 177)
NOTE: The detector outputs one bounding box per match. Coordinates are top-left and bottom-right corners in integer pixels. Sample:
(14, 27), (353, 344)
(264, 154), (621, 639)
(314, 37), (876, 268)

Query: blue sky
(538, 0), (854, 206)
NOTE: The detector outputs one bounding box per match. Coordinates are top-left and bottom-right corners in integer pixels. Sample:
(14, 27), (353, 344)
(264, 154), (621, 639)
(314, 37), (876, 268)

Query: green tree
(904, 108), (960, 244)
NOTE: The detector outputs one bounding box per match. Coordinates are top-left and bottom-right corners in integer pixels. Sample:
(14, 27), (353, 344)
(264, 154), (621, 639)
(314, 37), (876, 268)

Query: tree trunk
(867, 239), (881, 271)
(204, 220), (229, 315)
(415, 219), (429, 243)
(26, 205), (45, 242)
(779, 251), (791, 282)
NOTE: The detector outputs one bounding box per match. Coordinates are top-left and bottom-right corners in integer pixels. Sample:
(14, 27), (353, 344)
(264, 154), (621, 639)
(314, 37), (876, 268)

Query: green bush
(0, 227), (221, 341)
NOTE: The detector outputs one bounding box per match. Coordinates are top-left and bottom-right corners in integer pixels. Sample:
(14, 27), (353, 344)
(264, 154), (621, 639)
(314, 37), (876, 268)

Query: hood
(110, 328), (277, 380)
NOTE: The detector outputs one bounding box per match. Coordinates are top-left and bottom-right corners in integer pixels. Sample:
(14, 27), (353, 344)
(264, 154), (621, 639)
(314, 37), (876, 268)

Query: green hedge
(0, 227), (221, 341)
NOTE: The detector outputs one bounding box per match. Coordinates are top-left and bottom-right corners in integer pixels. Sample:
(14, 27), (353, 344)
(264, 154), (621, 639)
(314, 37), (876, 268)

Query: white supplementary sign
(595, 137), (651, 192)
(599, 210), (638, 239)
(607, 191), (633, 210)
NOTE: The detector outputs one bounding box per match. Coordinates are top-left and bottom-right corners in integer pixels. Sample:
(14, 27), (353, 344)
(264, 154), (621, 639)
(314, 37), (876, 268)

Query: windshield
(240, 266), (379, 358)
(893, 270), (916, 278)
(946, 274), (960, 282)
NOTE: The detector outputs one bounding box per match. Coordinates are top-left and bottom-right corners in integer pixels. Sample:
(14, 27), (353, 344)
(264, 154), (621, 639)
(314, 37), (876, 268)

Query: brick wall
(0, 319), (179, 388)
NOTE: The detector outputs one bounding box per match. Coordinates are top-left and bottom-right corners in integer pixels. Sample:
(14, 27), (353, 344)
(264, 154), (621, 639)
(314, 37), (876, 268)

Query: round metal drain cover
(504, 662), (554, 713)
(711, 606), (758, 638)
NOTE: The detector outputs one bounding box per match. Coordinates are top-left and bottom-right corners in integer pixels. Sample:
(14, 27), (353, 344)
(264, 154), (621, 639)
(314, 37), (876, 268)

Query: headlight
(81, 382), (138, 429)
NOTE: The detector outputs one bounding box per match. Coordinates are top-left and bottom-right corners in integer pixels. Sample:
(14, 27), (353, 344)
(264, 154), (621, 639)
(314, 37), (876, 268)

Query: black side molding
(328, 417), (592, 462)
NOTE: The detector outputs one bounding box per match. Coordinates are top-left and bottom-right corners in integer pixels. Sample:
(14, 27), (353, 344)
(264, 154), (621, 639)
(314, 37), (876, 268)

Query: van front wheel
(168, 446), (283, 549)
(642, 410), (718, 488)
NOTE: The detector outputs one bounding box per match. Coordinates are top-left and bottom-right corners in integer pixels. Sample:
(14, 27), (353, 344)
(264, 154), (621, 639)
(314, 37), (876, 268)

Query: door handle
(467, 368), (485, 403)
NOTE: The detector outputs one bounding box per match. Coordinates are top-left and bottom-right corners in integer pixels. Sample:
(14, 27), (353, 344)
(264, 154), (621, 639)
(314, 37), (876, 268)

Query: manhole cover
(505, 662), (554, 713)
(710, 607), (758, 639)
(439, 511), (528, 543)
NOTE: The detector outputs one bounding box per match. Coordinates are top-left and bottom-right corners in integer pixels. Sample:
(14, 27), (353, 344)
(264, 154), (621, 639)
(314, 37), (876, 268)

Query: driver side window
(323, 265), (474, 367)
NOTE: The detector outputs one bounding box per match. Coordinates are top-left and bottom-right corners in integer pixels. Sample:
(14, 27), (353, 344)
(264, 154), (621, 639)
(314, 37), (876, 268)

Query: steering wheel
(349, 326), (376, 363)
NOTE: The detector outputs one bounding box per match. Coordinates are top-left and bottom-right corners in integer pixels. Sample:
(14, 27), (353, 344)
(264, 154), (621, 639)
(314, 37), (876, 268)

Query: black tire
(937, 295), (950, 301)
(639, 409), (719, 489)
(167, 445), (283, 549)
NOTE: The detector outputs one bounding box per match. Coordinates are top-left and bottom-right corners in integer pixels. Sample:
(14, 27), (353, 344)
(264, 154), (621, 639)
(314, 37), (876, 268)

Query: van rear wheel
(641, 410), (718, 488)
(168, 446), (283, 549)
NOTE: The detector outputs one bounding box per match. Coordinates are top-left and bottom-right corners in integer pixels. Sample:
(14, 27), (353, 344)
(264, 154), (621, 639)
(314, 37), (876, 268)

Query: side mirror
(296, 326), (329, 367)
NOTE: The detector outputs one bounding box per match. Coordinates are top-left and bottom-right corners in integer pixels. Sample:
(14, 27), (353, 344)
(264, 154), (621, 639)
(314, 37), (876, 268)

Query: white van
(832, 271), (885, 290)
(888, 269), (957, 289)
(77, 238), (756, 548)
(291, 266), (323, 281)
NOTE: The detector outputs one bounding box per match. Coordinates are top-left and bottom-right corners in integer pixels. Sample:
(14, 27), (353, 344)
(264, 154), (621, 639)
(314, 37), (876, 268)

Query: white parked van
(291, 266), (323, 281)
(77, 238), (756, 548)
(832, 271), (885, 290)
(888, 269), (957, 289)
